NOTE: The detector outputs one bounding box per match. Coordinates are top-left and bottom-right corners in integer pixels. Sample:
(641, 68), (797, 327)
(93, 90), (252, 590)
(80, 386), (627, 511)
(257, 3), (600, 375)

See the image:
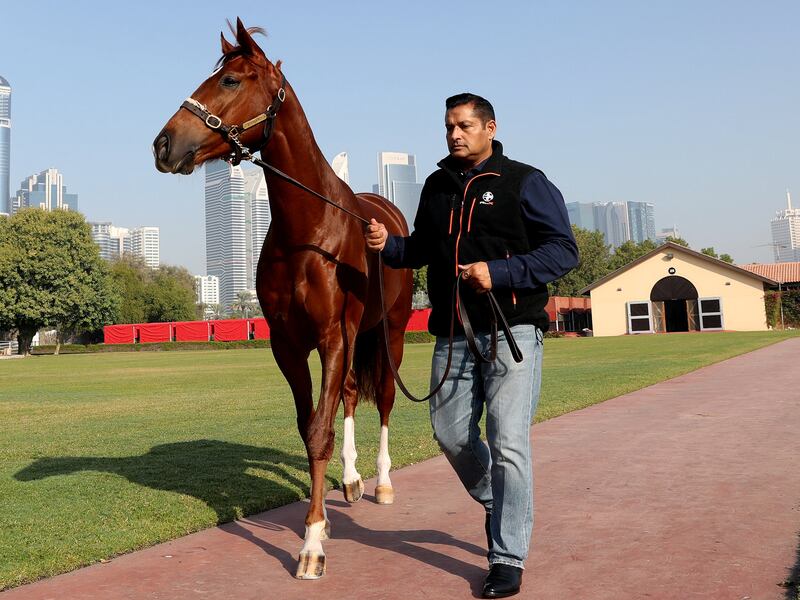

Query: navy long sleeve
(485, 171), (578, 289)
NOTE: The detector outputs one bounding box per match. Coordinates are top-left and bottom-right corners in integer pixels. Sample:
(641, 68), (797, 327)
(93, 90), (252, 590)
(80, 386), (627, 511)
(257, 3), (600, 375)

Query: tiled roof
(739, 262), (800, 284)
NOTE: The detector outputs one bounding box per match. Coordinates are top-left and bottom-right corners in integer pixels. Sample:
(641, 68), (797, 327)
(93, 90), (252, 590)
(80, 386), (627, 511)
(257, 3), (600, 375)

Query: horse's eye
(221, 76), (240, 88)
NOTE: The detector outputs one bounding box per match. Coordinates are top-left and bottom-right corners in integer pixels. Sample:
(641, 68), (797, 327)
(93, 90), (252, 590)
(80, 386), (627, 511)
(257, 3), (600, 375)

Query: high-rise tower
(331, 152), (350, 184)
(0, 76), (11, 215)
(627, 201), (656, 243)
(376, 152), (423, 226)
(771, 190), (800, 262)
(243, 168), (271, 288)
(205, 160), (248, 311)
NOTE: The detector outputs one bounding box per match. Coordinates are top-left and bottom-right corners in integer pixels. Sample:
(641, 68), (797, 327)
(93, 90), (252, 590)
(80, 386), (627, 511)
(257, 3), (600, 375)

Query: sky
(1, 1), (798, 273)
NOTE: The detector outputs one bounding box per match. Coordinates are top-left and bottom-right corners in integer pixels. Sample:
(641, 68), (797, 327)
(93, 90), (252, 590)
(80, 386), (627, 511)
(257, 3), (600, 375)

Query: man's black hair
(445, 93), (495, 124)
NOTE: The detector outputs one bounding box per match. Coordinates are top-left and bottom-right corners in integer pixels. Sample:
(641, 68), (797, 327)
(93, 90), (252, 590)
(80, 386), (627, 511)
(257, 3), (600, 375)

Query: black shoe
(482, 563), (523, 598)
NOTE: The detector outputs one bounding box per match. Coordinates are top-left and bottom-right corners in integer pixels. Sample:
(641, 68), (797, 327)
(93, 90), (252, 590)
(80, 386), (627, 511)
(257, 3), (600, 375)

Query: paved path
(4, 338), (800, 599)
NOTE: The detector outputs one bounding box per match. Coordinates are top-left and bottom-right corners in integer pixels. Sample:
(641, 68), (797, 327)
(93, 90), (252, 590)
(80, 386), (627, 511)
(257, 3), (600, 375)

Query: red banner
(138, 322), (173, 343)
(174, 321), (211, 342)
(212, 319), (250, 342)
(104, 324), (136, 344)
(406, 309), (431, 332)
(250, 318), (270, 340)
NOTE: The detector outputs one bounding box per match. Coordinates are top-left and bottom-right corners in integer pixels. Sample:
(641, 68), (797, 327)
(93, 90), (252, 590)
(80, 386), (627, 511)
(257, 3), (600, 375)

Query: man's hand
(458, 262), (492, 294)
(365, 218), (388, 252)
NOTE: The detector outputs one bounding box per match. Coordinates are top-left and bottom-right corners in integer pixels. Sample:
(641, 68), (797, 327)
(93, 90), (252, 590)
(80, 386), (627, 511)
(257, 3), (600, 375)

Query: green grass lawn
(0, 330), (796, 589)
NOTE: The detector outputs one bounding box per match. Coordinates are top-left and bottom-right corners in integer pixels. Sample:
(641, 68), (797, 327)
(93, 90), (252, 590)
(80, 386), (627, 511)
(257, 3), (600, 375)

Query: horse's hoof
(295, 552), (326, 579)
(375, 484), (394, 505)
(343, 478), (364, 503)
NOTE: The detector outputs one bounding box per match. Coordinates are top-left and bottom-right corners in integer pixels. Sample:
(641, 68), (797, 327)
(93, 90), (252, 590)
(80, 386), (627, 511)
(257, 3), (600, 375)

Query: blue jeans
(429, 324), (543, 568)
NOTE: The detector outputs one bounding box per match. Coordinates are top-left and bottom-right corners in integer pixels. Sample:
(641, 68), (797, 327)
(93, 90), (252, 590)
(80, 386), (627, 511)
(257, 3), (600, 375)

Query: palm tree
(230, 290), (255, 319)
(205, 303), (223, 320)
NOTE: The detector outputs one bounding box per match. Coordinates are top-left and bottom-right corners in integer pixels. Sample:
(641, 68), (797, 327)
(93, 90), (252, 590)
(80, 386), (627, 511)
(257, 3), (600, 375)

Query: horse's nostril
(155, 134), (170, 161)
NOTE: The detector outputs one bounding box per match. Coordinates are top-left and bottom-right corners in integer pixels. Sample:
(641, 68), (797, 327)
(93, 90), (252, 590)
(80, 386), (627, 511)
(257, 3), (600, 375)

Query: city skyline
(1, 3), (798, 273)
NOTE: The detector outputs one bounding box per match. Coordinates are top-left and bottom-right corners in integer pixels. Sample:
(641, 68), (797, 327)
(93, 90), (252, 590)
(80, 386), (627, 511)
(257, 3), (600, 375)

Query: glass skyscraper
(12, 168), (78, 214)
(0, 76), (11, 215)
(627, 201), (656, 243)
(377, 152), (423, 227)
(566, 202), (595, 231)
(205, 160), (271, 312)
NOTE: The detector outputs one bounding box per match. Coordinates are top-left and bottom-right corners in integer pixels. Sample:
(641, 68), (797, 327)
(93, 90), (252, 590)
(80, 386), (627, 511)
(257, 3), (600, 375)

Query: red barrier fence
(104, 310), (432, 345)
(174, 321), (211, 342)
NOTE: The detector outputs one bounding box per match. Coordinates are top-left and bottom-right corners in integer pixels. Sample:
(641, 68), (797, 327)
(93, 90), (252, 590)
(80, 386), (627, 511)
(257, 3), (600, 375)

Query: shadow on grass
(13, 440), (324, 522)
(13, 440), (485, 587)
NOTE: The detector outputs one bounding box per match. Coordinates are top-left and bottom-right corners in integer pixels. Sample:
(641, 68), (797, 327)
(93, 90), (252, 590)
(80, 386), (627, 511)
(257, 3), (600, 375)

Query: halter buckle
(205, 114), (223, 129)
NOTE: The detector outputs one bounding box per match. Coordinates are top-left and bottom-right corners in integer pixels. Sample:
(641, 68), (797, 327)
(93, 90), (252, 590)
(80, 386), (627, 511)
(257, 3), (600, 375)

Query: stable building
(580, 242), (776, 337)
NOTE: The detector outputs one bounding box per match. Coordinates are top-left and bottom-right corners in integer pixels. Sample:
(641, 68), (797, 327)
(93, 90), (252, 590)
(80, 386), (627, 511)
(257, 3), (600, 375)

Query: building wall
(589, 249), (769, 336)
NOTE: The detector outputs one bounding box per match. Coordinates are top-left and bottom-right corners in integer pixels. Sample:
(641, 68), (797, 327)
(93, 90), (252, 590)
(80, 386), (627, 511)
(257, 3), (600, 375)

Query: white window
(698, 297), (724, 331)
(626, 301), (653, 334)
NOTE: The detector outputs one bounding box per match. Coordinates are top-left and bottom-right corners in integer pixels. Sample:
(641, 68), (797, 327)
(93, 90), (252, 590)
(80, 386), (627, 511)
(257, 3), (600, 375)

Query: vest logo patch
(480, 191), (494, 205)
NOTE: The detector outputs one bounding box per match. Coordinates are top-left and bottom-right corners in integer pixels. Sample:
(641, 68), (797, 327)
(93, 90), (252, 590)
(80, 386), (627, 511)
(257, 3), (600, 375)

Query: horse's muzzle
(153, 131), (196, 175)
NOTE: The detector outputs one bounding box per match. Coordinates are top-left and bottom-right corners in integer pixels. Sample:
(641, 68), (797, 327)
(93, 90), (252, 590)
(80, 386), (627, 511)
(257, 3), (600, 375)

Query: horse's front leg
(270, 336), (330, 579)
(295, 330), (354, 579)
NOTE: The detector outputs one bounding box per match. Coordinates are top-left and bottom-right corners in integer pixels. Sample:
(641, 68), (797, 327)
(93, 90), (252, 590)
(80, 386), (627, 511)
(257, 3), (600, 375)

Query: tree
(665, 236), (690, 248)
(230, 289), (256, 319)
(108, 258), (196, 323)
(700, 247), (718, 259)
(607, 239), (658, 271)
(413, 266), (427, 294)
(0, 209), (119, 355)
(143, 265), (196, 322)
(205, 303), (223, 320)
(108, 256), (148, 324)
(549, 226), (611, 297)
(719, 253), (734, 264)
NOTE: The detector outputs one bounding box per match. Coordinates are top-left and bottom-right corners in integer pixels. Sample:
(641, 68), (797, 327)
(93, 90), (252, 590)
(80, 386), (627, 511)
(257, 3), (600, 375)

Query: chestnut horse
(153, 19), (412, 579)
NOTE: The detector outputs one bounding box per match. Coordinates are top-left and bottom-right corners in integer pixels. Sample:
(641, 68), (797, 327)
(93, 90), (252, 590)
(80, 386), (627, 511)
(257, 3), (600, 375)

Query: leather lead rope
(377, 252), (523, 404)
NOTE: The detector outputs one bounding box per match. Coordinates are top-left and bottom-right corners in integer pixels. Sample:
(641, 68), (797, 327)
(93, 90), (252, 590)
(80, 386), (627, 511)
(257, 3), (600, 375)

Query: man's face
(445, 103), (496, 167)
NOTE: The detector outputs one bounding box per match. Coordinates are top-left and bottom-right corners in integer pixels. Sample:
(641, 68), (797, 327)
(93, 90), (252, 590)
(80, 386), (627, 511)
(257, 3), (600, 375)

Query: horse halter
(180, 73), (287, 166)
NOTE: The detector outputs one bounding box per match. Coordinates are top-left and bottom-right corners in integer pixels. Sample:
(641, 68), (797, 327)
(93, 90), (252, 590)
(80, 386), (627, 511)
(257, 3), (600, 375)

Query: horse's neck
(262, 89), (351, 243)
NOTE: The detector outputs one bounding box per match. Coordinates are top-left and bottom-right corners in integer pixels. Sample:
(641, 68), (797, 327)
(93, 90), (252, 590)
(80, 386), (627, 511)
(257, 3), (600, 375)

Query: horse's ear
(235, 17), (265, 60)
(220, 32), (235, 55)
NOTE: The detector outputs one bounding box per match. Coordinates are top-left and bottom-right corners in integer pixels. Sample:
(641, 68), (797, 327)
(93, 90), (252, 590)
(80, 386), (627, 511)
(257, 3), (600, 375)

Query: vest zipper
(507, 250), (517, 308)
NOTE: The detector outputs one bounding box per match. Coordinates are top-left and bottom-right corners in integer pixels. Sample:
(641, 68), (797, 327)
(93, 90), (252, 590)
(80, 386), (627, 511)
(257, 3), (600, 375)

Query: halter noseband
(180, 73), (287, 166)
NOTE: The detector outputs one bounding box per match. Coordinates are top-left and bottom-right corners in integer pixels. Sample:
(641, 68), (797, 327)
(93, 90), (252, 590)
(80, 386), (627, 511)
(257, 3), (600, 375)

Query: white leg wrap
(341, 416), (361, 484)
(300, 503), (329, 556)
(300, 520), (327, 556)
(376, 425), (392, 487)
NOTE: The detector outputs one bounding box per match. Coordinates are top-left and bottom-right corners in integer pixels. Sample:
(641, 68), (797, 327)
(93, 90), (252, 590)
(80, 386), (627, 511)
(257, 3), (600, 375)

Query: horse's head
(153, 18), (284, 174)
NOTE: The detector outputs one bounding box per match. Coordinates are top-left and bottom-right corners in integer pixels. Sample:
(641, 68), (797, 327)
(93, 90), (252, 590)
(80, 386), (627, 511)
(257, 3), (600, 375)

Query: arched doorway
(650, 276), (699, 333)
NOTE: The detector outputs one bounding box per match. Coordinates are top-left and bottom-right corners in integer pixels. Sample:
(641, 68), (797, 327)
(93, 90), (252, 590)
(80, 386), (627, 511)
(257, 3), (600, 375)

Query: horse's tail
(353, 327), (383, 404)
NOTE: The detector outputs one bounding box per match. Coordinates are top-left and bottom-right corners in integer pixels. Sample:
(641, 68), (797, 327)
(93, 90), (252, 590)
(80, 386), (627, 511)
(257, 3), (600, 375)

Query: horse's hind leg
(374, 319), (406, 505)
(340, 369), (364, 503)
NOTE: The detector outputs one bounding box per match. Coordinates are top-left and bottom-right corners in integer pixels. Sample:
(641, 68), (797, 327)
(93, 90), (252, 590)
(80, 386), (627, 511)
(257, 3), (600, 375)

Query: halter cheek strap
(179, 73), (287, 165)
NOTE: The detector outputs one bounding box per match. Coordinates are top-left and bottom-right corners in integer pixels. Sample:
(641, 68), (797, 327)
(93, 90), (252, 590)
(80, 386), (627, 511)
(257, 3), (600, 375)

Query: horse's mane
(215, 21), (268, 69)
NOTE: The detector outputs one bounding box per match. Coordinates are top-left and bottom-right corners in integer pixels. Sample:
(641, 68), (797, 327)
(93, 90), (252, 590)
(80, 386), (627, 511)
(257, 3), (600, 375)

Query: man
(365, 93), (578, 598)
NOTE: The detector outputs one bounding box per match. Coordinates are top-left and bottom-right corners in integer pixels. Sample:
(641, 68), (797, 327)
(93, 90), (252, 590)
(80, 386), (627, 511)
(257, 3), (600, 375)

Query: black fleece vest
(420, 142), (551, 336)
